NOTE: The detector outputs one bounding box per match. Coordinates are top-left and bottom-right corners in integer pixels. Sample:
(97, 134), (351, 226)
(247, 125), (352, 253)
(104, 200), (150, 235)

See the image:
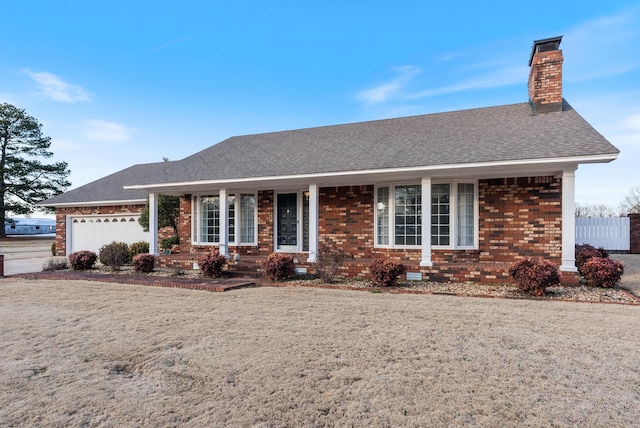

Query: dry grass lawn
(1, 279), (639, 427)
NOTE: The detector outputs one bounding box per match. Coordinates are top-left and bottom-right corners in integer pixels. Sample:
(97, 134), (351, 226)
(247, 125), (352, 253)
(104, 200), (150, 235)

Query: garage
(68, 214), (149, 255)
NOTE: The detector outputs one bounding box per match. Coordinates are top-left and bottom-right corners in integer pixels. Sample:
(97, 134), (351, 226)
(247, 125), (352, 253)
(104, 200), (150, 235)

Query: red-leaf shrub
(575, 244), (608, 273)
(198, 251), (228, 278)
(133, 253), (156, 273)
(580, 257), (624, 288)
(369, 257), (406, 287)
(508, 257), (561, 296)
(68, 251), (98, 271)
(263, 253), (295, 281)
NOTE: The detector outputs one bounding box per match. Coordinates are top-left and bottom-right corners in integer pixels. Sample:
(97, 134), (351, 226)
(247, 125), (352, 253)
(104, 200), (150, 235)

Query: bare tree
(575, 203), (617, 218)
(620, 186), (640, 215)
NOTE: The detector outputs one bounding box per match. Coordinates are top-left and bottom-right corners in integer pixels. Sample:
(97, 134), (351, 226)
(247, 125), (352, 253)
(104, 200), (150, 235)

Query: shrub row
(509, 257), (560, 296)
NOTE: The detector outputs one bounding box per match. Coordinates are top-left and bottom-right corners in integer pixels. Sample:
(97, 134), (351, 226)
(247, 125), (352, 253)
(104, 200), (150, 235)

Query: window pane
(377, 187), (390, 245)
(457, 183), (475, 246)
(200, 195), (219, 243)
(431, 184), (450, 246)
(394, 185), (421, 246)
(240, 194), (256, 244)
(228, 195), (235, 244)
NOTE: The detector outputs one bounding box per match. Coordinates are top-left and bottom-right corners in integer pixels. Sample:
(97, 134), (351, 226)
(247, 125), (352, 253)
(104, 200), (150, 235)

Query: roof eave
(38, 198), (148, 208)
(123, 153), (619, 192)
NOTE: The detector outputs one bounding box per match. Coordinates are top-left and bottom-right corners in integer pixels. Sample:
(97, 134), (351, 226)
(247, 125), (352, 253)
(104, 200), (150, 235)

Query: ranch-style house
(41, 37), (620, 284)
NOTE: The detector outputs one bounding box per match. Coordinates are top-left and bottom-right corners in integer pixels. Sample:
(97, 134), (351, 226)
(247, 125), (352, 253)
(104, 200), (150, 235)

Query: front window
(193, 193), (257, 245)
(395, 185), (421, 246)
(375, 182), (476, 248)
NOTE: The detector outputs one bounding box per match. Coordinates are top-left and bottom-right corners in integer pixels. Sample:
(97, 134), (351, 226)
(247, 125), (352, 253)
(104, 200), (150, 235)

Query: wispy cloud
(356, 66), (422, 104)
(150, 33), (202, 52)
(407, 65), (526, 99)
(562, 6), (640, 82)
(24, 70), (92, 103)
(83, 119), (135, 143)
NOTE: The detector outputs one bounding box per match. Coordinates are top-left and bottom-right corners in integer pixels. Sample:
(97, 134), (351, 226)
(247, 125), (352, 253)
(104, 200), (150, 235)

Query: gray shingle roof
(42, 100), (618, 205)
(128, 101), (618, 186)
(40, 163), (161, 206)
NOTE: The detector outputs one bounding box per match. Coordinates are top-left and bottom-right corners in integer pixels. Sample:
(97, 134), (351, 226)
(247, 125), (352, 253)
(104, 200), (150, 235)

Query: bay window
(193, 193), (257, 245)
(376, 181), (477, 248)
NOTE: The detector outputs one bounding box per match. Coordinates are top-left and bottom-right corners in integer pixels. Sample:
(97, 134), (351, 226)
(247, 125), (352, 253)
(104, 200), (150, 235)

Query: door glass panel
(277, 193), (298, 248)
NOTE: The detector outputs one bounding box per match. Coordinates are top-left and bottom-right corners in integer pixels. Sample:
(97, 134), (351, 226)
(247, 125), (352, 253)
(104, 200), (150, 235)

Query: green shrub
(263, 253), (296, 281)
(129, 241), (150, 258)
(132, 253), (156, 273)
(42, 257), (68, 271)
(369, 257), (406, 287)
(314, 239), (352, 283)
(160, 235), (179, 251)
(198, 251), (228, 278)
(99, 241), (132, 270)
(50, 241), (56, 256)
(509, 257), (560, 296)
(580, 257), (624, 288)
(575, 244), (608, 273)
(68, 251), (97, 271)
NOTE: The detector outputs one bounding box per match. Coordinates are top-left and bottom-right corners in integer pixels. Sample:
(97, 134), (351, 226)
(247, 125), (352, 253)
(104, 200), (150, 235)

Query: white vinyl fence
(575, 217), (630, 251)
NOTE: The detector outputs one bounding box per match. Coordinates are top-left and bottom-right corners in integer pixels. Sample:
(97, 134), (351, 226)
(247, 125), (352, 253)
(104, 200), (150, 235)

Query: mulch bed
(7, 267), (640, 305)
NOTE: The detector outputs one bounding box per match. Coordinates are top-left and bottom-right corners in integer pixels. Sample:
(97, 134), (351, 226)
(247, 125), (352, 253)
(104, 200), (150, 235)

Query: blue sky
(2, 1), (639, 210)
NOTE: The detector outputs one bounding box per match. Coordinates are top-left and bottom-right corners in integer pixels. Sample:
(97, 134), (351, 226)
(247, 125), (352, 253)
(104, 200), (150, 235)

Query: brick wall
(55, 204), (145, 256)
(163, 176), (564, 283)
(478, 176), (562, 264)
(630, 213), (640, 254)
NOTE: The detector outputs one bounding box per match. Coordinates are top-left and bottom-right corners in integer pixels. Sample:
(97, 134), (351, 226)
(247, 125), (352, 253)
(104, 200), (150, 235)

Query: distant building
(5, 218), (56, 236)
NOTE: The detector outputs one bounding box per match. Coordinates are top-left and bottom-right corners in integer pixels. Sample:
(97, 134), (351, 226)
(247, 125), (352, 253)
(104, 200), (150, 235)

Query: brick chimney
(528, 36), (563, 114)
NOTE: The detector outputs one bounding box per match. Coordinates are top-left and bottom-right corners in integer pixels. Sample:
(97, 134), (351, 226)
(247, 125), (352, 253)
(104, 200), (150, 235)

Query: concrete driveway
(1, 236), (55, 276)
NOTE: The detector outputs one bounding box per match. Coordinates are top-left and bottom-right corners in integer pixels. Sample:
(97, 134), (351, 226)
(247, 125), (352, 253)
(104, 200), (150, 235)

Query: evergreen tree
(0, 103), (70, 237)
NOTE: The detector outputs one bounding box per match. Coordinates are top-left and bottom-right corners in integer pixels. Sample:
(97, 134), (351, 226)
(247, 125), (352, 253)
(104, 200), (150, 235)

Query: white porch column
(420, 177), (433, 267)
(219, 189), (229, 257)
(149, 192), (159, 255)
(560, 168), (577, 272)
(308, 184), (319, 263)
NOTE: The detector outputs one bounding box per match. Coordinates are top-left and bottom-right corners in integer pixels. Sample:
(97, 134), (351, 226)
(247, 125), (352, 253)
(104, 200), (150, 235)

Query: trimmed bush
(129, 241), (150, 258)
(42, 257), (68, 271)
(509, 257), (561, 296)
(263, 253), (296, 281)
(99, 241), (132, 270)
(369, 257), (406, 287)
(68, 251), (97, 271)
(580, 257), (624, 288)
(314, 240), (352, 282)
(132, 253), (156, 273)
(50, 242), (56, 256)
(198, 251), (228, 278)
(575, 244), (608, 273)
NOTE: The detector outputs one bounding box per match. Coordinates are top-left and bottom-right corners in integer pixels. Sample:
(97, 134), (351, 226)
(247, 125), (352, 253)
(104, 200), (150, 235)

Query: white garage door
(68, 214), (149, 255)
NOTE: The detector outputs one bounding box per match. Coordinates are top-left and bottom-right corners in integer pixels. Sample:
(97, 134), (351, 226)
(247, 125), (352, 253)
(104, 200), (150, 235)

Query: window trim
(191, 191), (258, 246)
(374, 180), (478, 250)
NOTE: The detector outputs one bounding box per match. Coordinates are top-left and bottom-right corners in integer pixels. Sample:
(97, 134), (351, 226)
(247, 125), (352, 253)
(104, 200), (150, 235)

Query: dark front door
(277, 193), (298, 250)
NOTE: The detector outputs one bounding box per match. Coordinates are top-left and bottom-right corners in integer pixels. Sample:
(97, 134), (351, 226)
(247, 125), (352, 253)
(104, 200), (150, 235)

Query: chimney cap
(528, 36), (563, 66)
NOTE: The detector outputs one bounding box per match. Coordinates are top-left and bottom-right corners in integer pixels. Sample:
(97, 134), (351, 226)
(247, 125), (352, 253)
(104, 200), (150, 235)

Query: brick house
(41, 37), (619, 284)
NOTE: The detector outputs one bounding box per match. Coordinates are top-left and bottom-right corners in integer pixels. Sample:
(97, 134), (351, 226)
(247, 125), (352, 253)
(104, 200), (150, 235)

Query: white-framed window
(192, 192), (257, 245)
(375, 181), (477, 249)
